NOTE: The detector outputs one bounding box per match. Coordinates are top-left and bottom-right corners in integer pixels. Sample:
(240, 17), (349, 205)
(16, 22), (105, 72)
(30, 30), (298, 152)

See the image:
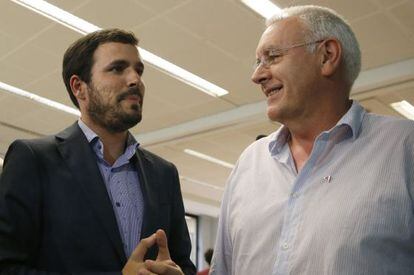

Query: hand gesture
(122, 229), (184, 275)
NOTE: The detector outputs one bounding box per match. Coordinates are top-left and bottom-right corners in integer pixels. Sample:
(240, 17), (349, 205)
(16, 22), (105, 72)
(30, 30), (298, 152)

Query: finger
(130, 233), (157, 262)
(164, 260), (178, 267)
(155, 229), (171, 261)
(137, 268), (157, 275)
(145, 260), (181, 275)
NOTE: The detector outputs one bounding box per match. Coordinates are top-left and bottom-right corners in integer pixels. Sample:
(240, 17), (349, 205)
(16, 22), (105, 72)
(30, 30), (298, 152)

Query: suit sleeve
(0, 140), (45, 273)
(168, 165), (196, 275)
(0, 140), (121, 275)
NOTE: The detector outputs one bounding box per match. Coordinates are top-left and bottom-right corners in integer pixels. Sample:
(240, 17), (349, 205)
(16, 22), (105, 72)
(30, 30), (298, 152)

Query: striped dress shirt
(211, 101), (414, 275)
(78, 120), (144, 258)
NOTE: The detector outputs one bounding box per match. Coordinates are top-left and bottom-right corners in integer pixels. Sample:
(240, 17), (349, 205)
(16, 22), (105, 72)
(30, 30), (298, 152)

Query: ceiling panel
(292, 0), (379, 20)
(25, 70), (73, 106)
(133, 0), (188, 15)
(47, 0), (90, 12)
(166, 0), (264, 61)
(30, 24), (83, 57)
(74, 0), (155, 30)
(2, 45), (59, 85)
(390, 1), (414, 36)
(372, 0), (406, 9)
(0, 1), (52, 42)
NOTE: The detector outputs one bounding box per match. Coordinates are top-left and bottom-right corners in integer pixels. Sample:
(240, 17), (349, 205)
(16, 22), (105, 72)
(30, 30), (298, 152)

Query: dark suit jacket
(0, 123), (196, 274)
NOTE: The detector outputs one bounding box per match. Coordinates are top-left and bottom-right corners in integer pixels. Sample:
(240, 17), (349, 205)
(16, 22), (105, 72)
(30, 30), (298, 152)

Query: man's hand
(122, 229), (184, 275)
(122, 232), (156, 275)
(144, 229), (184, 275)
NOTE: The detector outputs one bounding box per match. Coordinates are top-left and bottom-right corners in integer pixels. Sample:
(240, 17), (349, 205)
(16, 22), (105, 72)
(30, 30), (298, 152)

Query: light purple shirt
(211, 101), (414, 275)
(78, 120), (144, 258)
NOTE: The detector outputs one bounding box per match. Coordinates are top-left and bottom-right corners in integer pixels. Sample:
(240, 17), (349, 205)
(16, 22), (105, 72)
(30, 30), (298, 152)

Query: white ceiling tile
(362, 37), (414, 69)
(25, 71), (74, 106)
(30, 24), (83, 57)
(166, 0), (265, 61)
(372, 0), (406, 8)
(353, 13), (409, 55)
(133, 0), (188, 14)
(0, 32), (26, 60)
(47, 0), (90, 12)
(11, 107), (77, 135)
(390, 1), (414, 36)
(0, 95), (49, 128)
(291, 0), (379, 20)
(73, 0), (154, 29)
(0, 61), (38, 88)
(0, 1), (52, 41)
(2, 45), (59, 84)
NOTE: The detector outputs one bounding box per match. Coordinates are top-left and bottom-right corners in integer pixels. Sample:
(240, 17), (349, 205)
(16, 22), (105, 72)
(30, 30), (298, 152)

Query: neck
(286, 99), (352, 172)
(81, 117), (129, 165)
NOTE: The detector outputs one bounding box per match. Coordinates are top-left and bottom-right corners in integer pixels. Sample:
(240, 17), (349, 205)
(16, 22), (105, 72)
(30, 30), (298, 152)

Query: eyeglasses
(253, 40), (324, 70)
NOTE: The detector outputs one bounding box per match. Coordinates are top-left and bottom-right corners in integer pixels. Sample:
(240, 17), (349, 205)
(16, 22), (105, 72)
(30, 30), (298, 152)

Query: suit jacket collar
(55, 122), (127, 262)
(133, 148), (159, 238)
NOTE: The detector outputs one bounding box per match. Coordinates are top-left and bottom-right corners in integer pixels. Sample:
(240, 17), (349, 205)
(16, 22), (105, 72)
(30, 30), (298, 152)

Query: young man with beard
(0, 29), (195, 275)
(211, 5), (414, 275)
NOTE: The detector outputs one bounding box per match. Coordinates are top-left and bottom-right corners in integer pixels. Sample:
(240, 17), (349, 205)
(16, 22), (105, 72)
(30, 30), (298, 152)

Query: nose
(251, 64), (270, 85)
(127, 68), (141, 88)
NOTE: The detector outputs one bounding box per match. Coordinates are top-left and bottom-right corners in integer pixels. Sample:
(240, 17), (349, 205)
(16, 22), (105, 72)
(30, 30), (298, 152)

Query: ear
(320, 39), (342, 77)
(69, 75), (87, 102)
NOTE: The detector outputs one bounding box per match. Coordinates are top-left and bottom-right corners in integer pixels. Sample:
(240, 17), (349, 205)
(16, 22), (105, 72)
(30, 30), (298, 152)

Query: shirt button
(282, 242), (289, 250)
(291, 192), (298, 198)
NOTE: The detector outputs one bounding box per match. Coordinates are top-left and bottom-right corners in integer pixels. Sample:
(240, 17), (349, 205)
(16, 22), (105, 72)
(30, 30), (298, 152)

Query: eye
(267, 49), (283, 61)
(109, 65), (124, 73)
(135, 65), (144, 76)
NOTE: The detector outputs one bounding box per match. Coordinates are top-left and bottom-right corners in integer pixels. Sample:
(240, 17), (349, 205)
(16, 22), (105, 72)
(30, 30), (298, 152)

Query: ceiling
(1, 0), (414, 217)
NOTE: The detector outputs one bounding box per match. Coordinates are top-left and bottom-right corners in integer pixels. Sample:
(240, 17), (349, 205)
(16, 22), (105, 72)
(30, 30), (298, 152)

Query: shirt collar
(334, 100), (365, 140)
(268, 100), (366, 156)
(77, 119), (139, 160)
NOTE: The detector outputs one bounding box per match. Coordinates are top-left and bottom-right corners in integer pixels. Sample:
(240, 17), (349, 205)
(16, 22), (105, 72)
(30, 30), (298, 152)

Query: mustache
(117, 87), (142, 102)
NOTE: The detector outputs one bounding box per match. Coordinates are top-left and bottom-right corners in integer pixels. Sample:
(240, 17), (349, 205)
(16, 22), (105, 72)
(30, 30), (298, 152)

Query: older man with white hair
(211, 5), (414, 275)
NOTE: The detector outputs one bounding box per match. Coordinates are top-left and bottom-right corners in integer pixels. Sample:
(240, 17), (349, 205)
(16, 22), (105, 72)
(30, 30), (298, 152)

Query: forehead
(92, 42), (141, 66)
(256, 17), (305, 54)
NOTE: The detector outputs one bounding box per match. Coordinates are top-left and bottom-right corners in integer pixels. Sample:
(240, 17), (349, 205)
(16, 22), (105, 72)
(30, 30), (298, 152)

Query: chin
(266, 108), (281, 122)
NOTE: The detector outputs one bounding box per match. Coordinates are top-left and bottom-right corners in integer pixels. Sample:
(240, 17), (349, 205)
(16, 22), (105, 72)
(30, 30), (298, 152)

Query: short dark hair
(204, 248), (214, 265)
(62, 28), (139, 108)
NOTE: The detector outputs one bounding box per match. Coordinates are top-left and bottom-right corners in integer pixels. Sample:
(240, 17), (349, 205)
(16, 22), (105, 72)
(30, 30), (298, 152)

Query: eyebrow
(105, 59), (144, 70)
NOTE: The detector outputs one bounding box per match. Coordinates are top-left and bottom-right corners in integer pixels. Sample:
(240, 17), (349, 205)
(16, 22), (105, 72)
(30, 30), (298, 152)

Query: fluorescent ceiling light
(390, 100), (414, 120)
(241, 0), (282, 19)
(11, 0), (99, 34)
(11, 0), (228, 97)
(184, 149), (235, 169)
(180, 176), (224, 191)
(0, 81), (80, 116)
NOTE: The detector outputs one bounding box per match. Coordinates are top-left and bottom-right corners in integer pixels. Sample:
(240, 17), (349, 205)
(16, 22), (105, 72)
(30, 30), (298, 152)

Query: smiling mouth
(265, 85), (283, 97)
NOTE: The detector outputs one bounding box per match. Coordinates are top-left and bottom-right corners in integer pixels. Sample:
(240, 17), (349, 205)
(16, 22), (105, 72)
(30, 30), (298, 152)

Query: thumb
(155, 229), (171, 261)
(129, 233), (157, 262)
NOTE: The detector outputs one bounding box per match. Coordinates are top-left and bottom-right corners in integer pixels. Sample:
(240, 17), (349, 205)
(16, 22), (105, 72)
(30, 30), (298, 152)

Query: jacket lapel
(55, 123), (126, 262)
(134, 148), (161, 239)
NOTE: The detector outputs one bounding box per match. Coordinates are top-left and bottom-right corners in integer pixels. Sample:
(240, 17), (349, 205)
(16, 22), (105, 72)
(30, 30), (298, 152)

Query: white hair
(266, 5), (361, 87)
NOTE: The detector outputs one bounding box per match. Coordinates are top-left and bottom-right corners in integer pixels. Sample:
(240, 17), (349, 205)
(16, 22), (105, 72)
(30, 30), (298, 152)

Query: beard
(86, 84), (143, 133)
